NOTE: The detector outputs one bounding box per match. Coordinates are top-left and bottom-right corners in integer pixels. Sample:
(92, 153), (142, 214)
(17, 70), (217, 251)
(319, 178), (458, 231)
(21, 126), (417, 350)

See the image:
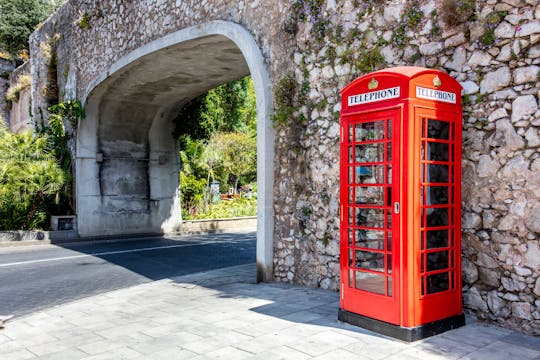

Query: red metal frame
(340, 67), (463, 328)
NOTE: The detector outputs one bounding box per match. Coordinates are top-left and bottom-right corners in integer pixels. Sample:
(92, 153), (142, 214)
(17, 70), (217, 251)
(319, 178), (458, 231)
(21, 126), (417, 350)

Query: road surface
(0, 230), (256, 317)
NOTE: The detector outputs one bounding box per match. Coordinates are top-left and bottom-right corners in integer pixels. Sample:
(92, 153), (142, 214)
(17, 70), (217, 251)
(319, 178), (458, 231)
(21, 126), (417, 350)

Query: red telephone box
(338, 67), (465, 341)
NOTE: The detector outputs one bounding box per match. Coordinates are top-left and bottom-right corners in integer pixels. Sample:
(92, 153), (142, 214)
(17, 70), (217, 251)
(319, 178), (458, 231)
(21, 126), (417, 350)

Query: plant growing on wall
(76, 11), (91, 29)
(272, 73), (298, 127)
(38, 100), (85, 215)
(5, 74), (31, 109)
(440, 0), (476, 27)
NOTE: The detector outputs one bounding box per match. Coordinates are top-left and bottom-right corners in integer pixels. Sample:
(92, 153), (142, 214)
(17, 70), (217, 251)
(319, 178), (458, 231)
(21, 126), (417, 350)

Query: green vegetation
(76, 11), (91, 29)
(0, 0), (62, 58)
(35, 100), (85, 216)
(272, 73), (297, 127)
(0, 120), (65, 230)
(355, 46), (386, 73)
(177, 76), (257, 220)
(192, 196), (257, 220)
(479, 11), (506, 49)
(391, 1), (424, 48)
(174, 76), (256, 140)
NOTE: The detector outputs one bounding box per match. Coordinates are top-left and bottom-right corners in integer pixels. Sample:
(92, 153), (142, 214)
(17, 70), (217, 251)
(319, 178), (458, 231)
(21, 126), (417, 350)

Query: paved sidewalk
(1, 264), (539, 360)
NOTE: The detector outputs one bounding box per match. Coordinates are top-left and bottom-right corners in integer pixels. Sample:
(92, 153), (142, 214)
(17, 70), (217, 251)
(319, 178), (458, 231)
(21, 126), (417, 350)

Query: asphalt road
(0, 230), (256, 318)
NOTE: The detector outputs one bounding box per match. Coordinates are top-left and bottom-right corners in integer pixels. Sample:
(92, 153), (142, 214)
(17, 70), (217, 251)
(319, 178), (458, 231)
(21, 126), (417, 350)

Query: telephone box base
(338, 309), (465, 342)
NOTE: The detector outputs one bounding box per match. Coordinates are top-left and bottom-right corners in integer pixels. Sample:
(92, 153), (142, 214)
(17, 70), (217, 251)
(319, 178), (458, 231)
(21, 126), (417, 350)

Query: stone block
(517, 20), (540, 37)
(513, 66), (540, 84)
(487, 290), (505, 315)
(524, 241), (540, 267)
(511, 302), (532, 320)
(462, 258), (479, 284)
(495, 22), (515, 38)
(464, 286), (488, 312)
(480, 67), (511, 94)
(479, 267), (501, 287)
(461, 80), (479, 95)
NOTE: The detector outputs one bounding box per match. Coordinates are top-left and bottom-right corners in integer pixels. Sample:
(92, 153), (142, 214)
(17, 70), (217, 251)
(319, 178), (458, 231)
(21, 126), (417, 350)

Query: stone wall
(7, 62), (32, 133)
(0, 58), (16, 126)
(26, 0), (540, 334)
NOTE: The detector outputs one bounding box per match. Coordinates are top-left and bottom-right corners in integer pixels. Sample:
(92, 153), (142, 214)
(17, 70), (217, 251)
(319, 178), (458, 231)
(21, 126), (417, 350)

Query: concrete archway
(76, 21), (274, 281)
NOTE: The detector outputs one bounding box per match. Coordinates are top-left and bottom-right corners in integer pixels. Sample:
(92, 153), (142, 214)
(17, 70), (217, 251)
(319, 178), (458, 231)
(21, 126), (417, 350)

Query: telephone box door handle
(394, 202), (400, 214)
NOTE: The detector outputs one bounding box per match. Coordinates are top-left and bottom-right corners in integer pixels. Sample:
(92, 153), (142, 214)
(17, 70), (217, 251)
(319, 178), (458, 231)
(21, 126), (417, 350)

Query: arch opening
(77, 21), (274, 281)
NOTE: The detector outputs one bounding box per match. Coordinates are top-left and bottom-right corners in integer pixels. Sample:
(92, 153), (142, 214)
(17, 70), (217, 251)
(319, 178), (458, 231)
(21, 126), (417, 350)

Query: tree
(211, 132), (256, 195)
(173, 76), (257, 140)
(178, 136), (207, 218)
(0, 121), (64, 230)
(0, 0), (61, 57)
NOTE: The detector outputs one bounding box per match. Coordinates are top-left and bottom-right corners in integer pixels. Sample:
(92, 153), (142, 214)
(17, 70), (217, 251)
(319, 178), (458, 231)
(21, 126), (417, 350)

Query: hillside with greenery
(0, 0), (63, 59)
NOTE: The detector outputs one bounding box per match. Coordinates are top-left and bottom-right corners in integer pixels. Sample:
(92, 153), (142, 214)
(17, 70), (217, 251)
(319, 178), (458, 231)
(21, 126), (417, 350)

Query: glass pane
(387, 231), (392, 251)
(355, 144), (384, 163)
(422, 186), (449, 205)
(387, 166), (392, 184)
(349, 249), (353, 267)
(355, 250), (384, 271)
(355, 208), (385, 228)
(427, 120), (450, 140)
(387, 120), (393, 140)
(427, 251), (449, 271)
(427, 142), (449, 162)
(348, 125), (353, 143)
(348, 229), (353, 246)
(348, 207), (353, 225)
(387, 142), (392, 161)
(386, 186), (392, 207)
(423, 164), (449, 183)
(354, 165), (385, 184)
(349, 270), (354, 287)
(387, 254), (392, 274)
(426, 229), (449, 249)
(387, 276), (392, 296)
(355, 187), (385, 205)
(349, 146), (353, 163)
(349, 167), (353, 184)
(355, 229), (384, 250)
(427, 272), (450, 294)
(355, 271), (385, 295)
(355, 122), (385, 142)
(423, 208), (449, 227)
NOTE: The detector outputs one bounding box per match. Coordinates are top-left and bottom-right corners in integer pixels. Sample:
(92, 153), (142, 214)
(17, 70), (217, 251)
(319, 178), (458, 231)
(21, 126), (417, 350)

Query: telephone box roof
(341, 66), (463, 94)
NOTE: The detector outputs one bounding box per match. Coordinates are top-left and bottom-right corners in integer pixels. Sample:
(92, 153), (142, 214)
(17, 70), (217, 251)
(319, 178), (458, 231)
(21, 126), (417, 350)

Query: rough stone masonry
(5, 0), (540, 335)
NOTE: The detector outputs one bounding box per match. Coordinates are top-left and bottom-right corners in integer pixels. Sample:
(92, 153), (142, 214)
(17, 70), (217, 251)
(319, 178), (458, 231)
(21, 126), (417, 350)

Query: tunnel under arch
(77, 21), (274, 281)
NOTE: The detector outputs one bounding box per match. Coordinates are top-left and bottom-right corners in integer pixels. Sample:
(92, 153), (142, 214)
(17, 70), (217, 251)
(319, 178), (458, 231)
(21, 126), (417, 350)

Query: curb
(0, 217), (257, 248)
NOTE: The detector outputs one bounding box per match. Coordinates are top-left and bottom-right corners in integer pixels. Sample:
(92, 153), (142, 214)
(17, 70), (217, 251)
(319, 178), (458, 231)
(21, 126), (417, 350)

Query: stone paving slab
(1, 264), (539, 359)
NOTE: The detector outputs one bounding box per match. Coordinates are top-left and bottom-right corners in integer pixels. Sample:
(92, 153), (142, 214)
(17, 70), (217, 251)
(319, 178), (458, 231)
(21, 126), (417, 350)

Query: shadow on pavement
(167, 263), (540, 359)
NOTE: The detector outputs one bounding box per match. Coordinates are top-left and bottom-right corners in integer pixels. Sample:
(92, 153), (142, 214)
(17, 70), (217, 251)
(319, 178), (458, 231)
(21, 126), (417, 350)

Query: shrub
(0, 121), (65, 230)
(191, 196), (257, 220)
(441, 0), (476, 27)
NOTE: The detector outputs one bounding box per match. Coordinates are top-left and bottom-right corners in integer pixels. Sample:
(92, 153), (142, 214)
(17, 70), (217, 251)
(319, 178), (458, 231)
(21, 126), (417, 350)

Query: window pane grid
(419, 118), (457, 297)
(346, 118), (393, 298)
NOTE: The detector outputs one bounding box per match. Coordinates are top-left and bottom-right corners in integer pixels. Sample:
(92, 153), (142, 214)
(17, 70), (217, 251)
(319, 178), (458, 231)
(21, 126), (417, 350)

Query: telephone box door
(340, 108), (400, 325)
